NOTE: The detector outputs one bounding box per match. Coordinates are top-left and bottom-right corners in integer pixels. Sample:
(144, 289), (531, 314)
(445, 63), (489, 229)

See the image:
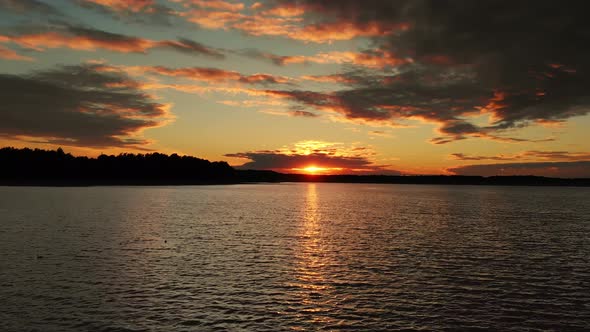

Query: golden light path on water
(284, 183), (340, 328)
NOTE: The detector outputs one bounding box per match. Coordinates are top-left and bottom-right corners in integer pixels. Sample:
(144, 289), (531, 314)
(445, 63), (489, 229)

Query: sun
(291, 165), (343, 175)
(302, 166), (325, 174)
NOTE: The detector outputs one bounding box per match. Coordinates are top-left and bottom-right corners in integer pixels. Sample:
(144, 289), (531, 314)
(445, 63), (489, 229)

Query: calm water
(1, 183), (589, 331)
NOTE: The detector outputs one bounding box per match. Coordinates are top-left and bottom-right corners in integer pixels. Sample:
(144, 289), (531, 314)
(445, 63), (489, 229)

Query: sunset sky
(1, 0), (589, 177)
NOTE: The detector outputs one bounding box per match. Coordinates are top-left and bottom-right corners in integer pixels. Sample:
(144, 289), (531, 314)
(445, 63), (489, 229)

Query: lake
(1, 183), (589, 331)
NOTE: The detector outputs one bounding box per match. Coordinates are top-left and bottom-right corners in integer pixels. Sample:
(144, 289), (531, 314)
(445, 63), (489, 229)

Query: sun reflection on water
(284, 183), (341, 327)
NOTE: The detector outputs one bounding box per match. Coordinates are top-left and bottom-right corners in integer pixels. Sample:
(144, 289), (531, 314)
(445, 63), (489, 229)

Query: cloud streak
(0, 45), (33, 61)
(179, 1), (408, 43)
(75, 0), (177, 25)
(448, 161), (590, 178)
(137, 65), (292, 86)
(0, 0), (63, 16)
(240, 49), (410, 68)
(0, 24), (224, 58)
(451, 151), (590, 162)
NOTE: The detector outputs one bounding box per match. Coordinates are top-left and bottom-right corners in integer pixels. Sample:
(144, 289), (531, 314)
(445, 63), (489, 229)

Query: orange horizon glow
(291, 165), (344, 175)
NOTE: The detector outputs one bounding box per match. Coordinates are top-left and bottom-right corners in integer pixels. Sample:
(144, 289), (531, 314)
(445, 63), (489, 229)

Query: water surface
(1, 184), (589, 331)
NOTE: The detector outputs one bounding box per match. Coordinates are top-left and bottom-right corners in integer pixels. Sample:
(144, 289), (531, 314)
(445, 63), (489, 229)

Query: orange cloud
(475, 90), (508, 118)
(144, 66), (242, 81)
(183, 10), (246, 29)
(1, 32), (153, 53)
(231, 15), (301, 36)
(0, 45), (33, 61)
(181, 3), (407, 43)
(258, 50), (410, 68)
(300, 74), (356, 84)
(232, 18), (405, 43)
(0, 28), (224, 58)
(288, 21), (409, 43)
(260, 3), (306, 17)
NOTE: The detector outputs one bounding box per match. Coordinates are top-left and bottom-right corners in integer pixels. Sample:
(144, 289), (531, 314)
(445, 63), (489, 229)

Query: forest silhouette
(1, 147), (588, 186)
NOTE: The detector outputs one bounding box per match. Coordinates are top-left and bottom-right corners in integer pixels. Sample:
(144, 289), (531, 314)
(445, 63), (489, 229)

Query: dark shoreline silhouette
(1, 147), (589, 187)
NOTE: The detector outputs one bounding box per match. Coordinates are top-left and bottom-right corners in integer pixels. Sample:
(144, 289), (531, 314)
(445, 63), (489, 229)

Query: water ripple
(1, 184), (589, 331)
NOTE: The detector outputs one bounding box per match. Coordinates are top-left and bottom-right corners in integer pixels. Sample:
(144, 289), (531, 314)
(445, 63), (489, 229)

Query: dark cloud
(158, 38), (225, 59)
(0, 63), (170, 148)
(225, 150), (400, 174)
(524, 151), (590, 161)
(236, 48), (290, 66)
(451, 153), (514, 161)
(451, 151), (590, 161)
(268, 0), (590, 143)
(448, 161), (590, 178)
(289, 110), (317, 117)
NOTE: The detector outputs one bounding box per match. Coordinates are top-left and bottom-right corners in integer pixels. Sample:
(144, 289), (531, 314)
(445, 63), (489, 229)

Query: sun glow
(303, 166), (325, 174)
(291, 165), (344, 175)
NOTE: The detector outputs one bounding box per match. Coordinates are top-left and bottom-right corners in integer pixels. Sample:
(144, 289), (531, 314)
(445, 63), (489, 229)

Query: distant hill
(1, 147), (589, 186)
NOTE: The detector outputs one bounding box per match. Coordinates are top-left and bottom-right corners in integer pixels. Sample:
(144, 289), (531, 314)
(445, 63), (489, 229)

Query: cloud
(288, 110), (318, 117)
(451, 151), (590, 162)
(300, 74), (356, 84)
(138, 65), (291, 85)
(284, 21), (408, 43)
(448, 161), (590, 178)
(225, 140), (399, 174)
(0, 24), (225, 58)
(450, 153), (515, 161)
(368, 130), (393, 138)
(174, 0), (245, 12)
(0, 0), (63, 16)
(0, 63), (171, 148)
(259, 109), (318, 117)
(0, 45), (33, 61)
(238, 48), (409, 68)
(157, 38), (225, 58)
(226, 151), (372, 171)
(259, 2), (304, 17)
(218, 99), (287, 107)
(257, 0), (590, 143)
(79, 0), (155, 12)
(179, 1), (408, 43)
(75, 0), (177, 25)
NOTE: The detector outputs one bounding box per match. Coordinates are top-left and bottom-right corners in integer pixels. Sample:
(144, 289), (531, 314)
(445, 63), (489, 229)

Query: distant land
(1, 147), (589, 187)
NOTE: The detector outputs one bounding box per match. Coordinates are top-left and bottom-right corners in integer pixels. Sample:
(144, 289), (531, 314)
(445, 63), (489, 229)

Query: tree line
(1, 147), (588, 186)
(0, 147), (236, 185)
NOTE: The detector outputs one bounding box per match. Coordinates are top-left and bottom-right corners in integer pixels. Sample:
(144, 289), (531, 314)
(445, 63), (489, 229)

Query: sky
(0, 0), (589, 177)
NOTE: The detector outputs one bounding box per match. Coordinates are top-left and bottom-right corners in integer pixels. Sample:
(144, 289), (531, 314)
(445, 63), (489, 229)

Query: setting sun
(302, 166), (325, 174)
(291, 165), (344, 174)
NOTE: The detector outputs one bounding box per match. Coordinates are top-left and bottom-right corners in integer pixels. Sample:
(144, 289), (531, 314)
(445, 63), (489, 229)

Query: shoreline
(2, 176), (589, 187)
